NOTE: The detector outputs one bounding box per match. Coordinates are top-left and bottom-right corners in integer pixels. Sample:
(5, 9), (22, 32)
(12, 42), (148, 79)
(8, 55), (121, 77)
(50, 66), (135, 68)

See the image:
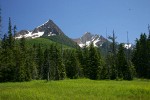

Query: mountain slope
(15, 19), (64, 39)
(25, 37), (72, 49)
(73, 32), (108, 47)
(42, 34), (78, 48)
(15, 19), (78, 48)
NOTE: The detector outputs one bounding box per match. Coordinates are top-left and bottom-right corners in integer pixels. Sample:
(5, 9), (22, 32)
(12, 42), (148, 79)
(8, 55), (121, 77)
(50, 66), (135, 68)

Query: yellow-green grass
(0, 79), (150, 100)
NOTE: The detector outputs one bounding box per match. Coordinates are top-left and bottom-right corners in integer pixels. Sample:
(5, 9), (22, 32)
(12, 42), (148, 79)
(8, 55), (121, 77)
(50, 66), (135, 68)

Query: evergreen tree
(105, 53), (114, 79)
(13, 25), (17, 36)
(108, 31), (117, 80)
(76, 47), (84, 77)
(116, 44), (126, 79)
(52, 45), (60, 80)
(0, 8), (2, 37)
(96, 48), (106, 79)
(65, 50), (80, 79)
(88, 43), (101, 80)
(8, 17), (15, 49)
(147, 25), (150, 78)
(36, 44), (44, 79)
(132, 33), (149, 78)
(1, 34), (7, 50)
(18, 37), (28, 81)
(59, 47), (66, 80)
(82, 46), (89, 77)
(116, 44), (134, 80)
(43, 48), (51, 81)
(0, 18), (16, 82)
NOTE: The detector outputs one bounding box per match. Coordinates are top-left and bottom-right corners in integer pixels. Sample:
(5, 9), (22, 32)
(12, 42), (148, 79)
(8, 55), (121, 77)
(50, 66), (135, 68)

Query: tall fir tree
(0, 8), (2, 38)
(36, 44), (44, 79)
(0, 7), (1, 69)
(116, 44), (134, 80)
(88, 43), (101, 80)
(76, 47), (84, 77)
(13, 25), (17, 36)
(52, 45), (60, 80)
(108, 30), (117, 80)
(8, 17), (15, 49)
(82, 46), (89, 77)
(65, 50), (80, 79)
(43, 48), (51, 81)
(132, 33), (149, 78)
(147, 25), (150, 78)
(0, 18), (16, 82)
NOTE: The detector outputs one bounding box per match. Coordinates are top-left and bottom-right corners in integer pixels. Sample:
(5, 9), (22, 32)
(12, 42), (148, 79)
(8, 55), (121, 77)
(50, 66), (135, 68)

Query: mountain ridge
(15, 19), (78, 48)
(15, 19), (64, 39)
(73, 32), (108, 47)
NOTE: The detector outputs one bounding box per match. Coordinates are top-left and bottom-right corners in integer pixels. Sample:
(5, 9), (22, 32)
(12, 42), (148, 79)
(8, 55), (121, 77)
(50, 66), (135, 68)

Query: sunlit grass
(0, 79), (150, 100)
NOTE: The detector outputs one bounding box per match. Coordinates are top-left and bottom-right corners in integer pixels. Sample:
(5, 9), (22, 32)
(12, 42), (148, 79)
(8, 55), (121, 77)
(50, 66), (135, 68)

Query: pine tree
(8, 17), (15, 49)
(76, 47), (84, 77)
(17, 37), (27, 81)
(82, 46), (89, 77)
(59, 47), (66, 80)
(97, 49), (107, 79)
(88, 43), (101, 80)
(132, 33), (149, 78)
(65, 50), (80, 79)
(116, 44), (126, 79)
(108, 30), (117, 80)
(105, 53), (114, 79)
(116, 44), (134, 80)
(43, 48), (51, 81)
(52, 45), (60, 80)
(147, 25), (150, 78)
(36, 44), (44, 79)
(0, 8), (2, 38)
(0, 18), (17, 82)
(16, 37), (35, 81)
(13, 25), (17, 36)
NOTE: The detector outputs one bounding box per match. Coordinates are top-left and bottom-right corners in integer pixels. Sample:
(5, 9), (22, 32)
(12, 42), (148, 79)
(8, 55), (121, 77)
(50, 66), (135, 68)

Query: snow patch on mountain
(15, 19), (64, 39)
(93, 39), (100, 47)
(124, 43), (132, 49)
(15, 31), (44, 39)
(32, 31), (44, 39)
(79, 43), (85, 47)
(15, 31), (32, 39)
(48, 32), (56, 36)
(73, 32), (107, 48)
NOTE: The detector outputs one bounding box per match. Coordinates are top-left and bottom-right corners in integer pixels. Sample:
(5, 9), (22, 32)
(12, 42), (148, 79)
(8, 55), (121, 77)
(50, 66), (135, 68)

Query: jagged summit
(15, 19), (64, 39)
(73, 32), (134, 49)
(73, 32), (107, 47)
(36, 19), (53, 28)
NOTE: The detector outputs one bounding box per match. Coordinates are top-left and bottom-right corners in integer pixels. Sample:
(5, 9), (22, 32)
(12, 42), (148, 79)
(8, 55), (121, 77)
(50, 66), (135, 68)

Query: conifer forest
(0, 17), (150, 82)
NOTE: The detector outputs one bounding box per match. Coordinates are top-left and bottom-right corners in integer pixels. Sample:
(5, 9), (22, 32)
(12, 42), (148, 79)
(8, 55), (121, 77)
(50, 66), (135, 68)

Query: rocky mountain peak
(15, 19), (64, 39)
(73, 32), (108, 47)
(81, 32), (93, 43)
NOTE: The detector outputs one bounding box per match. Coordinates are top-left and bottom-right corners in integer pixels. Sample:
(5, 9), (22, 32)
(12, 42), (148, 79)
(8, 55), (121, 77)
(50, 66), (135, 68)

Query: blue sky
(1, 0), (150, 43)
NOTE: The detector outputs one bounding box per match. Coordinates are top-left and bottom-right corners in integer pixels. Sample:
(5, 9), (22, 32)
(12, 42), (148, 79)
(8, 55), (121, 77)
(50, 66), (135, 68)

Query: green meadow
(0, 79), (150, 100)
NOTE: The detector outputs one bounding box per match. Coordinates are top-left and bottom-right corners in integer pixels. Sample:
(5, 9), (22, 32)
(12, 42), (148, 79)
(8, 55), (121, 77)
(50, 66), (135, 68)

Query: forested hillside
(0, 18), (150, 82)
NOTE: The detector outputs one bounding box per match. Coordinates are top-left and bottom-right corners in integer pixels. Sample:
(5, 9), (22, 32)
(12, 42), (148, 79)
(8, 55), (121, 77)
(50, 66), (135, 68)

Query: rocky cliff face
(73, 32), (107, 47)
(15, 19), (64, 39)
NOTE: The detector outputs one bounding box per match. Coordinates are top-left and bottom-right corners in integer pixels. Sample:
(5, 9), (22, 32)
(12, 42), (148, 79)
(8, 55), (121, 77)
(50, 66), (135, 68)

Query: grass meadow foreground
(0, 79), (150, 100)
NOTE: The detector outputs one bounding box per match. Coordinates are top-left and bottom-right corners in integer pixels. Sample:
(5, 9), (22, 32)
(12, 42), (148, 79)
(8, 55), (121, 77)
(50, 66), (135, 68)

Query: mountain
(15, 19), (78, 48)
(15, 19), (64, 39)
(73, 32), (108, 48)
(73, 32), (134, 50)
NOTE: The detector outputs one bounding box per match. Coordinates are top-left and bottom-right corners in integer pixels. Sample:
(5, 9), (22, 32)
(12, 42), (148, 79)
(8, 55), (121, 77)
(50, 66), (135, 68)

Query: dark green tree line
(132, 33), (150, 79)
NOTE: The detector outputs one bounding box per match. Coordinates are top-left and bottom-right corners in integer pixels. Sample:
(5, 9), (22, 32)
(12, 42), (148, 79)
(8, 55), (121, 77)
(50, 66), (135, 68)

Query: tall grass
(0, 79), (150, 100)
